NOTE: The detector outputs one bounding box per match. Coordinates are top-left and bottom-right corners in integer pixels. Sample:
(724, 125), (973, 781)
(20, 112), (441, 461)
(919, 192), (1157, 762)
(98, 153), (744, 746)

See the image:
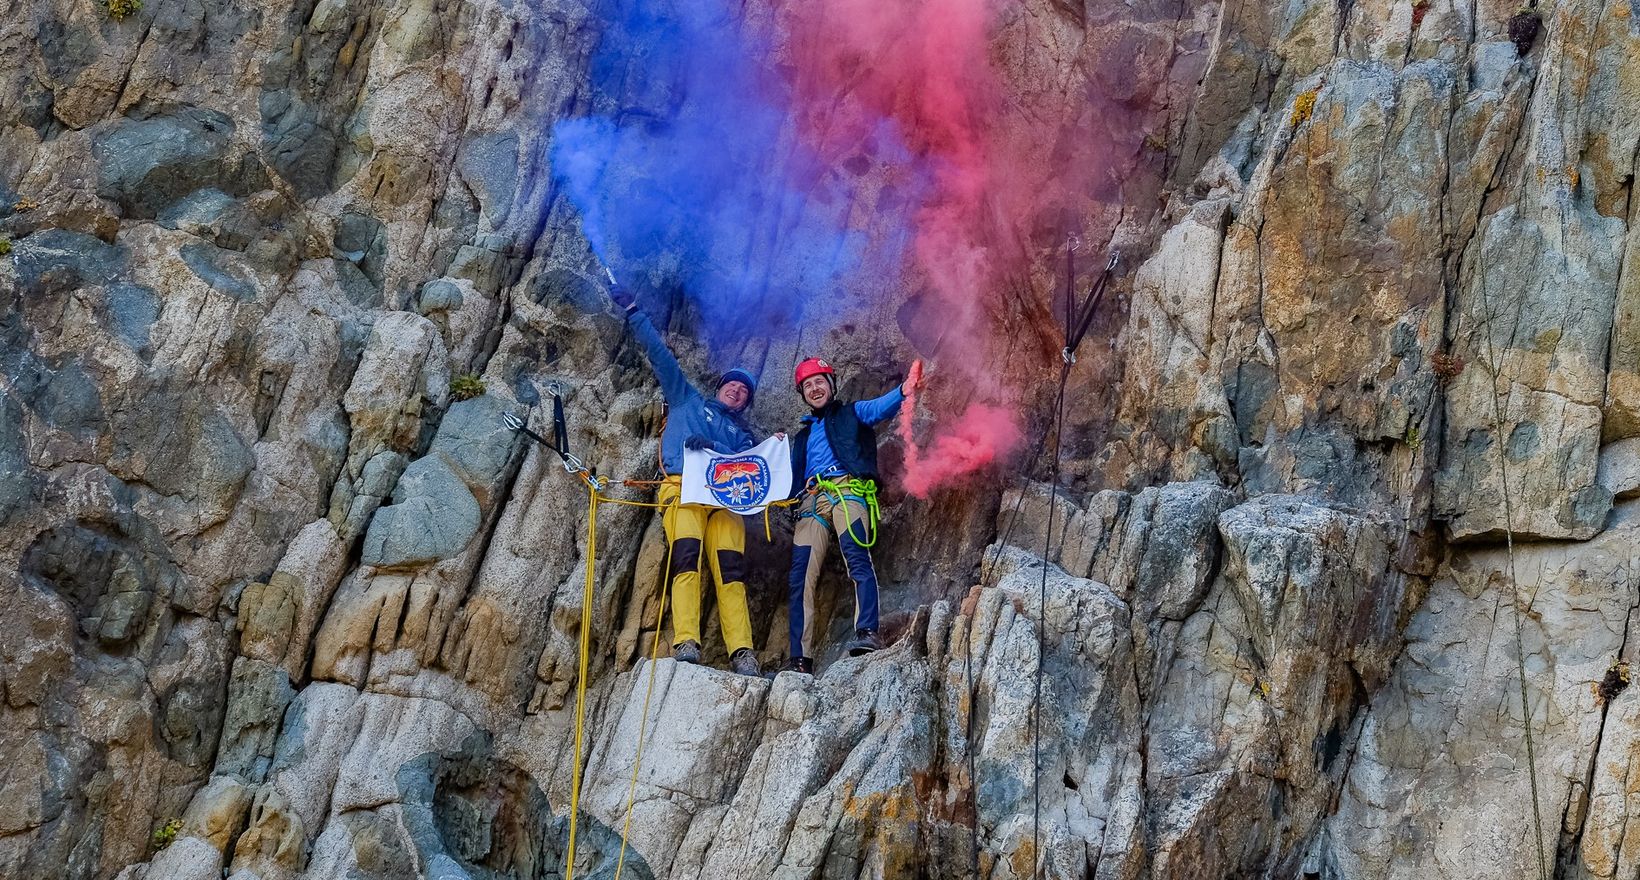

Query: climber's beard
(802, 376), (833, 410)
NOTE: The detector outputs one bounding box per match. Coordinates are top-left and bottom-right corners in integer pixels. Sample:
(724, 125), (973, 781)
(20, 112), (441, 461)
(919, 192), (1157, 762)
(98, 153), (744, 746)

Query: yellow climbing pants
(657, 476), (754, 654)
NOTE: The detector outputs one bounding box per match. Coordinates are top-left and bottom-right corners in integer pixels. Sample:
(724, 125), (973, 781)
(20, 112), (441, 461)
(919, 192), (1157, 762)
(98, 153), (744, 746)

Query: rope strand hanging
(961, 240), (1118, 879)
(503, 410), (799, 880)
(563, 484), (600, 880)
(1474, 265), (1549, 880)
(613, 508), (678, 880)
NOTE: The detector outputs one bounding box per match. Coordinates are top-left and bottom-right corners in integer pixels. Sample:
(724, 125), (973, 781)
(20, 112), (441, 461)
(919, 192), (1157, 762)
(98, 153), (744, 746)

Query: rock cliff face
(2, 0), (1638, 877)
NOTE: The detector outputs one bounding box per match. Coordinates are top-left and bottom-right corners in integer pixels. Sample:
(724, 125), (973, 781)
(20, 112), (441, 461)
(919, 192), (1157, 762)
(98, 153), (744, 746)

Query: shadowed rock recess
(1, 0), (1637, 877)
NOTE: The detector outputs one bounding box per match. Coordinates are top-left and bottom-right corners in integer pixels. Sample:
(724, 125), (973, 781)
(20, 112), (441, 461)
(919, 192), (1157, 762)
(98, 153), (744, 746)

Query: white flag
(681, 435), (793, 514)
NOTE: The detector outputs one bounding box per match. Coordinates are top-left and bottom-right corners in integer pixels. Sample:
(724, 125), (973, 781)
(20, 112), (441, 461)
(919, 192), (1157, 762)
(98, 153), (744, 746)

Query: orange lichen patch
(843, 787), (921, 822)
(1009, 838), (1039, 877)
(1260, 225), (1313, 333)
(836, 784), (935, 876)
(1290, 89), (1319, 129)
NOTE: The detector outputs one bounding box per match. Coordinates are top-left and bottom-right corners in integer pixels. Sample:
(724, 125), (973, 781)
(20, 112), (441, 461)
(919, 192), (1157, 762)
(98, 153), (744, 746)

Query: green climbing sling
(810, 475), (881, 548)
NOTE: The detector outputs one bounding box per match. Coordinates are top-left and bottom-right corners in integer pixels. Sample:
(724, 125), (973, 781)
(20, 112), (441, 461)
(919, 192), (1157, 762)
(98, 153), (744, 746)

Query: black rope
(1034, 362), (1070, 880)
(963, 242), (1117, 879)
(1068, 253), (1119, 357)
(966, 429), (1051, 879)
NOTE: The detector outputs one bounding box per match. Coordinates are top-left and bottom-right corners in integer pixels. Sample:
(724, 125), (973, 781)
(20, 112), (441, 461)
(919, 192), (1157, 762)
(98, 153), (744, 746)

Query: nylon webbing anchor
(1061, 246), (1121, 372)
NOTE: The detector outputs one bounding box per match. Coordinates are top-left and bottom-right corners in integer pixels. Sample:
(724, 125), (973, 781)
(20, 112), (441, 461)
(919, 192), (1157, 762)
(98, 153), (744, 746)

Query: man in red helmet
(785, 356), (923, 673)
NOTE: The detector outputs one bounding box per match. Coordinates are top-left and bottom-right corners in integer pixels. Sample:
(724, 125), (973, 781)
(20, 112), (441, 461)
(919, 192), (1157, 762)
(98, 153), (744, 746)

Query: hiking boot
(673, 640), (702, 664)
(844, 629), (881, 657)
(729, 648), (761, 677)
(785, 656), (814, 675)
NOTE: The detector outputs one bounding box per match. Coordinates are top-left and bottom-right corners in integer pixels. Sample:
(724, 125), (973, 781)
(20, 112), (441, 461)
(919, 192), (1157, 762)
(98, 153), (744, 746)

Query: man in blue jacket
(612, 286), (762, 677)
(785, 356), (922, 673)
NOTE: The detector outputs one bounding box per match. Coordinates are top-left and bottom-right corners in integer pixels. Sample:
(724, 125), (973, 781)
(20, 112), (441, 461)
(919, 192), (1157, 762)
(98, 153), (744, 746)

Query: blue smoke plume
(548, 0), (913, 342)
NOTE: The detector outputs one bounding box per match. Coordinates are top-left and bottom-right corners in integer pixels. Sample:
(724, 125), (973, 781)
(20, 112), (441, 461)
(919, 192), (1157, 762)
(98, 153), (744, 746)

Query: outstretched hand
(609, 283), (636, 312)
(903, 359), (925, 395)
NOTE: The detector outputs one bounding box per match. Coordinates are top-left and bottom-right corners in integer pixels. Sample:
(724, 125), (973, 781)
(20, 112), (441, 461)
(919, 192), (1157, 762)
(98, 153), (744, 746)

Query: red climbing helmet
(794, 357), (835, 389)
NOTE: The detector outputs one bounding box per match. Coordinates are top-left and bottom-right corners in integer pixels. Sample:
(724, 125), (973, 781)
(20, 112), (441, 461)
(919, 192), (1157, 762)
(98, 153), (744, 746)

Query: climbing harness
(809, 475), (882, 547)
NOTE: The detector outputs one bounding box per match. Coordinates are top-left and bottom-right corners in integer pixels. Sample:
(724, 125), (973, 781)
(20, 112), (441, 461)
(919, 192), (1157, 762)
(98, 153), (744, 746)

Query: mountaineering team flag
(681, 435), (793, 515)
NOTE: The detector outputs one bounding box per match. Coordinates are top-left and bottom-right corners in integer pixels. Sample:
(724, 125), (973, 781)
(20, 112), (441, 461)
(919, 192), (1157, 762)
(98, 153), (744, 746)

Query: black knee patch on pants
(669, 538), (702, 582)
(715, 548), (746, 585)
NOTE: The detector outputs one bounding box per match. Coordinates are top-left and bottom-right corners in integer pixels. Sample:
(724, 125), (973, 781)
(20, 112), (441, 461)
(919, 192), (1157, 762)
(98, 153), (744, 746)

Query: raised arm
(852, 386), (905, 426)
(625, 307), (698, 406)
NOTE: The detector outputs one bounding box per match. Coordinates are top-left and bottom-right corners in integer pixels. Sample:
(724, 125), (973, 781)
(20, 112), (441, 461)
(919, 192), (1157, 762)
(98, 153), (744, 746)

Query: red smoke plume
(898, 390), (1025, 498)
(785, 0), (1094, 495)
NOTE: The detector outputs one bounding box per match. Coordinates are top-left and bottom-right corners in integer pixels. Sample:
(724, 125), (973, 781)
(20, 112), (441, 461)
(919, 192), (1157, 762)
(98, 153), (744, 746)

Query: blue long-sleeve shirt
(627, 309), (753, 474)
(802, 387), (904, 481)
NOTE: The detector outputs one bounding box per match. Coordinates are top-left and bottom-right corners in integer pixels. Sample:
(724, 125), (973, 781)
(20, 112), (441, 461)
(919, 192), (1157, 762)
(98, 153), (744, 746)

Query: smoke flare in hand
(895, 360), (1021, 497)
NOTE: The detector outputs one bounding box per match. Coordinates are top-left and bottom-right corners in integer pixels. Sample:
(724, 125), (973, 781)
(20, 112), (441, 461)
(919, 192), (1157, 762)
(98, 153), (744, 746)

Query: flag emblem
(707, 455), (772, 510)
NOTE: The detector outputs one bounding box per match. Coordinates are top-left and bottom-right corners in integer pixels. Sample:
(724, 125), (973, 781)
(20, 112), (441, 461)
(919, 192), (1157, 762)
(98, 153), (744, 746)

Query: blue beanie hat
(718, 368), (757, 406)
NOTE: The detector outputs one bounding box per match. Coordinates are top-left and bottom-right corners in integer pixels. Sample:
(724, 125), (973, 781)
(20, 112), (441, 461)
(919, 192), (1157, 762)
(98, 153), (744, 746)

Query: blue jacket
(628, 309), (754, 474)
(793, 387), (904, 485)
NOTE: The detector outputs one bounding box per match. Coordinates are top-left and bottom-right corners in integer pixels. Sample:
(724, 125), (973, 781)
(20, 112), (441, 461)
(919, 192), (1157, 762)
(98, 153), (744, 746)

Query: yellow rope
(560, 473), (799, 877)
(564, 484), (600, 880)
(614, 496), (676, 880)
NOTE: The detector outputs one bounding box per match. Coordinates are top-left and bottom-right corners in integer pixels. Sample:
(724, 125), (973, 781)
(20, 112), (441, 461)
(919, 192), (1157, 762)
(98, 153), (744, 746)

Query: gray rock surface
(1, 0), (1637, 876)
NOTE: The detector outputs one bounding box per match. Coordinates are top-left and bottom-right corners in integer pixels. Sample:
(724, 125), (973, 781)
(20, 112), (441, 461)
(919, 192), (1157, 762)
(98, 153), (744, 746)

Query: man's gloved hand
(609, 283), (637, 313)
(684, 435), (711, 450)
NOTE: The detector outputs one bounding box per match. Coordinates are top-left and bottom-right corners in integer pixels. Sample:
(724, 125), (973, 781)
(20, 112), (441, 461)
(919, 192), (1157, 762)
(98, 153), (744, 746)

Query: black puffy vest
(790, 400), (880, 493)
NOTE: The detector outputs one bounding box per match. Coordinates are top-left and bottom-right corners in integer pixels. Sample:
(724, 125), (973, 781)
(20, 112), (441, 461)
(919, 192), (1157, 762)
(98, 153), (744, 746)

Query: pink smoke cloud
(784, 0), (1102, 492)
(898, 399), (1026, 498)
